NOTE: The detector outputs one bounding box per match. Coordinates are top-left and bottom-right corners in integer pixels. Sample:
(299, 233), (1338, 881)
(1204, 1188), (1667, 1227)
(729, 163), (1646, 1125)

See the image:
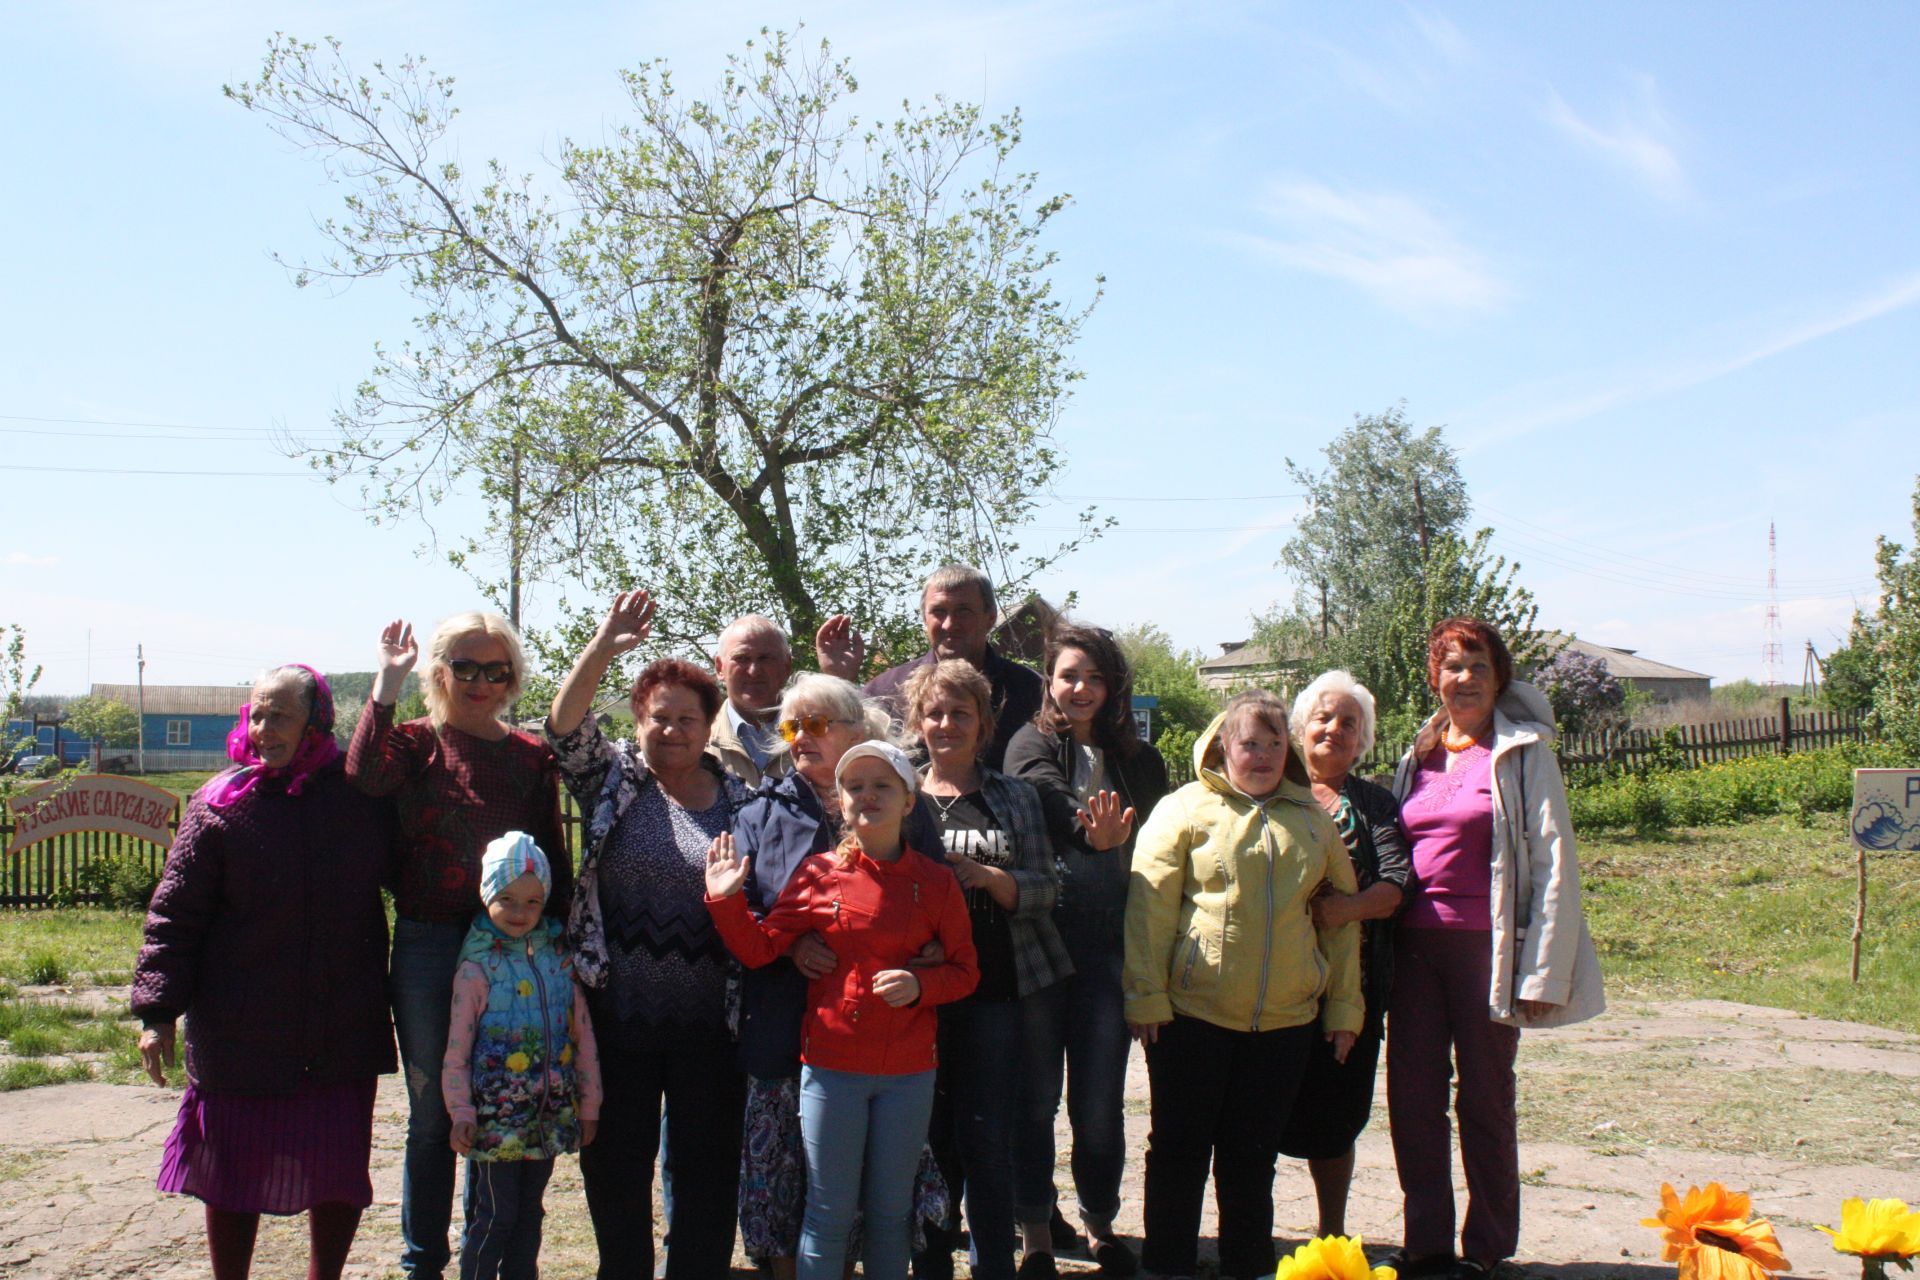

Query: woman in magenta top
(1385, 618), (1604, 1280)
(346, 612), (568, 1280)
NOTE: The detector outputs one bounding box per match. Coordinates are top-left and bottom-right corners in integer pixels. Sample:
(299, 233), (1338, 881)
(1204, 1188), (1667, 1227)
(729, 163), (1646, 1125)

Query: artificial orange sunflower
(1642, 1182), (1789, 1280)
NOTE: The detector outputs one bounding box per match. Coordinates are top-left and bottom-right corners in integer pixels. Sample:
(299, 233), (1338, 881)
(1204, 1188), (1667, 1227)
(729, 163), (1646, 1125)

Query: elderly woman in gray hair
(1275, 670), (1414, 1238)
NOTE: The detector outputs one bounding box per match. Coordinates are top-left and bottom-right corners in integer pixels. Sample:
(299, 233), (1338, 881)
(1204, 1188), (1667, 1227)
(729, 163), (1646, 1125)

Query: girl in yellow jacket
(1123, 689), (1362, 1280)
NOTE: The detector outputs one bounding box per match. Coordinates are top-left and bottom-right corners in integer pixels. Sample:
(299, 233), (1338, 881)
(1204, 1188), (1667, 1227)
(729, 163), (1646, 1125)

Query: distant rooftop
(1538, 631), (1709, 681)
(90, 683), (249, 717)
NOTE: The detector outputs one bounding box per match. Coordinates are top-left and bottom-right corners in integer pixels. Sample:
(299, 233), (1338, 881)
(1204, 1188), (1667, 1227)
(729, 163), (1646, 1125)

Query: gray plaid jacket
(955, 768), (1075, 998)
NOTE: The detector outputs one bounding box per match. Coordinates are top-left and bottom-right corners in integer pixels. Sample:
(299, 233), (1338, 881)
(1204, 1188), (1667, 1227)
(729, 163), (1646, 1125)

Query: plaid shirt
(346, 699), (569, 922)
(969, 768), (1074, 998)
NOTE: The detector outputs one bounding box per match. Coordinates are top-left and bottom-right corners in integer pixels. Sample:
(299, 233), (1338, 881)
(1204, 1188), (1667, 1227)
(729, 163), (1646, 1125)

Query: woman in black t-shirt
(904, 660), (1071, 1280)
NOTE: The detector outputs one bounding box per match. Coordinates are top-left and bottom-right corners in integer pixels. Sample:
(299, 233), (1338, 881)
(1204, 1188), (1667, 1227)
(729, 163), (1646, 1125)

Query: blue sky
(4, 2), (1915, 694)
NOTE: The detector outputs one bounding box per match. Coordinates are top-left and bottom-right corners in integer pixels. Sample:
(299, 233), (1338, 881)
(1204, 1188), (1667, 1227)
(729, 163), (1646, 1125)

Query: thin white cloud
(1404, 7), (1474, 67)
(4, 551), (59, 568)
(1544, 74), (1688, 203)
(1228, 179), (1510, 319)
(1309, 6), (1476, 115)
(1460, 269), (1920, 450)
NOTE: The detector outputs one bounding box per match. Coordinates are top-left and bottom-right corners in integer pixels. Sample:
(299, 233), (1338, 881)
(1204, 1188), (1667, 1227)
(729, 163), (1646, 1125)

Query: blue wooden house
(3, 717), (91, 765)
(85, 683), (249, 771)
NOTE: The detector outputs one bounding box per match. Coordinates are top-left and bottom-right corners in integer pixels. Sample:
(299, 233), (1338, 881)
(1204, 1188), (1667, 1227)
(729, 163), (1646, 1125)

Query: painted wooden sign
(5, 774), (179, 857)
(1850, 769), (1920, 850)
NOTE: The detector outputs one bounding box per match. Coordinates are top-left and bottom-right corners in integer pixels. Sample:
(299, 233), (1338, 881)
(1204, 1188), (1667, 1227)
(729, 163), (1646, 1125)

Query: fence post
(1778, 696), (1793, 755)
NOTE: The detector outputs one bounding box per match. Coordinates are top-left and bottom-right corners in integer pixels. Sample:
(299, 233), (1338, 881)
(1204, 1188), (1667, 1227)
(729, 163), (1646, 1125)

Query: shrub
(1536, 647), (1626, 735)
(1567, 741), (1905, 834)
(48, 853), (160, 910)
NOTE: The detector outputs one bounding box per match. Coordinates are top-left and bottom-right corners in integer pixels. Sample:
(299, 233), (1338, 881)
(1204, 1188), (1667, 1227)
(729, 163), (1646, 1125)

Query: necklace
(1442, 724), (1485, 753)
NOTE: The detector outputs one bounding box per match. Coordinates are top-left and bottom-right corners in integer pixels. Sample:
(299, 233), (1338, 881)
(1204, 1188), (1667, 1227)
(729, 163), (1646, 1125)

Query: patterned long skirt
(737, 1074), (951, 1262)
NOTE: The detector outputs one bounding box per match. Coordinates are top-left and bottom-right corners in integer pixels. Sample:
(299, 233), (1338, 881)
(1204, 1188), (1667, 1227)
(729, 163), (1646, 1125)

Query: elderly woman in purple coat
(132, 665), (397, 1280)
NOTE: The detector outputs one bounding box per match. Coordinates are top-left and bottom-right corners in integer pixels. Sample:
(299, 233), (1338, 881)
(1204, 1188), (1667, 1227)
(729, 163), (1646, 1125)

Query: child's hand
(450, 1120), (477, 1155)
(580, 1118), (599, 1148)
(873, 969), (921, 1008)
(705, 834), (750, 898)
(793, 932), (839, 979)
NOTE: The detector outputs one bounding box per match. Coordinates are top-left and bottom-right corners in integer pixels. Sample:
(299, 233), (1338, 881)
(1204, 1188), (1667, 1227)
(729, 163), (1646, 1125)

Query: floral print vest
(459, 915), (585, 1161)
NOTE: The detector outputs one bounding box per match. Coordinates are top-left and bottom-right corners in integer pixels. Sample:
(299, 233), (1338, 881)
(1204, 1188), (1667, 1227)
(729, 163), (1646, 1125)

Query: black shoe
(1088, 1231), (1139, 1277)
(1380, 1250), (1458, 1279)
(1049, 1207), (1084, 1255)
(1018, 1253), (1060, 1280)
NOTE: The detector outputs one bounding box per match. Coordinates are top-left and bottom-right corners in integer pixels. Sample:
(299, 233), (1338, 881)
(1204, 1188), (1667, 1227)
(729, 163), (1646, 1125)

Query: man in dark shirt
(817, 563), (1043, 771)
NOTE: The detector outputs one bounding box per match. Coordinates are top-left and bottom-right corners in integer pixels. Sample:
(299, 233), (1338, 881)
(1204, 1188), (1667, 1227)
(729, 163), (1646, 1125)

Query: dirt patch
(3, 1000), (1910, 1279)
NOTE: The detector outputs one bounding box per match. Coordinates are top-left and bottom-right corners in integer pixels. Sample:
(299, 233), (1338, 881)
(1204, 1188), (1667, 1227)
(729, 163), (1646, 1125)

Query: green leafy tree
(1818, 617), (1881, 714)
(1260, 410), (1540, 743)
(1280, 404), (1471, 634)
(63, 696), (140, 748)
(1261, 530), (1544, 741)
(1865, 479), (1920, 756)
(2, 626), (44, 795)
(1116, 624), (1220, 737)
(228, 30), (1102, 672)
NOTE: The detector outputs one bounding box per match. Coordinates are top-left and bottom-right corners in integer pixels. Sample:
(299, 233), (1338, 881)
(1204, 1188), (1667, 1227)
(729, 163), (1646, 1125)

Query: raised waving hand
(592, 590), (655, 657)
(1078, 789), (1138, 852)
(372, 619), (418, 705)
(705, 833), (750, 899)
(814, 614), (865, 682)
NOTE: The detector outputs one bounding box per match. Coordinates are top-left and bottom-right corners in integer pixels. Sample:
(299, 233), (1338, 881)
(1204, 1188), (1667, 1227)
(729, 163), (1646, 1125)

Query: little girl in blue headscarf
(442, 831), (602, 1280)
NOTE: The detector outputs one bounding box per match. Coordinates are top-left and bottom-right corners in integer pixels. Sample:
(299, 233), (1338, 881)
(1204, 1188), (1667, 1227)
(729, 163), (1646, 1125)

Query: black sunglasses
(447, 659), (514, 685)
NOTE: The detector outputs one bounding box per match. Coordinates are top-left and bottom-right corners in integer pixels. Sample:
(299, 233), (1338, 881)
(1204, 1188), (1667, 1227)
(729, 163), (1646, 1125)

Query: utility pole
(135, 644), (146, 775)
(509, 438), (523, 632)
(1802, 640), (1820, 700)
(1412, 475), (1432, 559)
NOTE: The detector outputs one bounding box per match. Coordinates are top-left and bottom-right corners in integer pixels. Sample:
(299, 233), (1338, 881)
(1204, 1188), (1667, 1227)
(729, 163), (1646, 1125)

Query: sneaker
(1049, 1207), (1085, 1255)
(1017, 1252), (1059, 1279)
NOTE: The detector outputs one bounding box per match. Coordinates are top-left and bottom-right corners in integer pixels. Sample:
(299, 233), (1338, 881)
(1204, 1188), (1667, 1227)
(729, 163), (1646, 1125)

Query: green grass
(1583, 818), (1920, 1032)
(0, 1059), (95, 1090)
(0, 908), (143, 984)
(136, 770), (216, 800)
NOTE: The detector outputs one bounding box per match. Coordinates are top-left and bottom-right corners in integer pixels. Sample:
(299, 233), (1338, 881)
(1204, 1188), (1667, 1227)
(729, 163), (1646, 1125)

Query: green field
(1581, 818), (1918, 1032)
(0, 814), (1911, 1092)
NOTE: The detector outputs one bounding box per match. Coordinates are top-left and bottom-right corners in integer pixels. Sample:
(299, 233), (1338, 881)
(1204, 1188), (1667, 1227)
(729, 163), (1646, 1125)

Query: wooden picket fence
(1354, 700), (1868, 781)
(1, 787), (589, 910)
(1, 825), (175, 909)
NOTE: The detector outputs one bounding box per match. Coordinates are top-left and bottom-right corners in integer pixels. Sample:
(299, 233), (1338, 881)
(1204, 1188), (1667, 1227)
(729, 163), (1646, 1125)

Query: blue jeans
(460, 1157), (553, 1280)
(392, 916), (472, 1278)
(1013, 908), (1130, 1227)
(927, 1000), (1024, 1279)
(799, 1065), (936, 1280)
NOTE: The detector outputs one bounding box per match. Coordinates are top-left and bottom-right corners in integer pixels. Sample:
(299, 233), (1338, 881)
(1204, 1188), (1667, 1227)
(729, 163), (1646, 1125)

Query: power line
(0, 412), (346, 436)
(0, 463), (314, 478)
(1477, 500), (1872, 590)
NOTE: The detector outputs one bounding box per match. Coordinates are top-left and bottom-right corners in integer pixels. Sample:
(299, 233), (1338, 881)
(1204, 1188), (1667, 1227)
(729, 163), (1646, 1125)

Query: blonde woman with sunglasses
(728, 671), (949, 1279)
(346, 611), (570, 1280)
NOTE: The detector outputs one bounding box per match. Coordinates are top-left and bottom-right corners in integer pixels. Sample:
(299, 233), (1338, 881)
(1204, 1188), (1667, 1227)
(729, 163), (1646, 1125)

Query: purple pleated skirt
(156, 1077), (378, 1215)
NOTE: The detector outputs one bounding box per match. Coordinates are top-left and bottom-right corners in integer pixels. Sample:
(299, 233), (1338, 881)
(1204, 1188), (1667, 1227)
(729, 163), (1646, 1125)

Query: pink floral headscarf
(202, 664), (343, 809)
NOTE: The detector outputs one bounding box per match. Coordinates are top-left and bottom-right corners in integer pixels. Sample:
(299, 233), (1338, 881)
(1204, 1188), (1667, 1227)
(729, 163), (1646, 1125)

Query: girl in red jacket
(706, 740), (978, 1280)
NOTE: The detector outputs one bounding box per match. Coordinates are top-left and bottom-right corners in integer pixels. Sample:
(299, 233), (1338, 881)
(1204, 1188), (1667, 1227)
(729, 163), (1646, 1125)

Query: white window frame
(165, 720), (191, 746)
